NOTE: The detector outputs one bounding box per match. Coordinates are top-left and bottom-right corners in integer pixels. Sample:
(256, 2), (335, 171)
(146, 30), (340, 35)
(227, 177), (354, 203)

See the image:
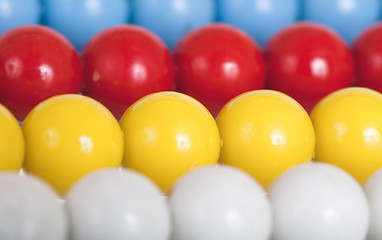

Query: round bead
(131, 0), (215, 50)
(217, 0), (299, 47)
(311, 87), (382, 184)
(364, 168), (382, 240)
(175, 23), (265, 117)
(303, 0), (380, 44)
(82, 25), (174, 120)
(269, 162), (370, 240)
(217, 89), (315, 188)
(42, 0), (129, 51)
(169, 165), (272, 240)
(0, 104), (24, 170)
(66, 168), (170, 240)
(264, 22), (353, 112)
(0, 172), (67, 240)
(353, 23), (382, 93)
(119, 91), (220, 193)
(0, 25), (82, 120)
(0, 0), (40, 35)
(22, 94), (124, 195)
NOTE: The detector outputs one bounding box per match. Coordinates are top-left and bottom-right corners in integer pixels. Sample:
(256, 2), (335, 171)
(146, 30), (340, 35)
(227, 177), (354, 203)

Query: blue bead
(0, 0), (41, 35)
(42, 0), (129, 51)
(303, 0), (381, 44)
(217, 0), (299, 48)
(131, 0), (215, 50)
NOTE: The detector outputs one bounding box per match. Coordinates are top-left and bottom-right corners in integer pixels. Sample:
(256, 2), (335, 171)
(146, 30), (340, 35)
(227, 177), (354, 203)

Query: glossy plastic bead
(217, 90), (315, 188)
(303, 0), (380, 44)
(311, 87), (382, 184)
(217, 0), (299, 47)
(119, 91), (220, 193)
(264, 22), (353, 112)
(42, 0), (129, 50)
(131, 0), (215, 49)
(0, 25), (82, 120)
(22, 94), (124, 195)
(0, 104), (24, 171)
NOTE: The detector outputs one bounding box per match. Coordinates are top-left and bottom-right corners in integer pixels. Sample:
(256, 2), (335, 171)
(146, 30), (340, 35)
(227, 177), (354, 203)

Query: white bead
(269, 162), (370, 240)
(364, 167), (382, 240)
(169, 164), (272, 240)
(0, 172), (67, 240)
(66, 168), (171, 240)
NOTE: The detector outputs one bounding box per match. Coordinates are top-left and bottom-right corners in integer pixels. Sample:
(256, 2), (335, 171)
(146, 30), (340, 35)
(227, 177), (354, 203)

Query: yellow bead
(0, 104), (24, 170)
(22, 94), (124, 195)
(119, 91), (220, 193)
(217, 90), (315, 188)
(311, 87), (382, 184)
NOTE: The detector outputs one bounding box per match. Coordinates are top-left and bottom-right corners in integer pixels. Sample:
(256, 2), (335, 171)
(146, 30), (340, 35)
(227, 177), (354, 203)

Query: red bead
(82, 25), (175, 120)
(264, 22), (354, 112)
(353, 23), (382, 93)
(174, 23), (265, 117)
(0, 25), (82, 121)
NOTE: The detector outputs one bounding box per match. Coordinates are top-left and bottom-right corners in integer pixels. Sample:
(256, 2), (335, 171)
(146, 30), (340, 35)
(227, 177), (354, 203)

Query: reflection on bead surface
(119, 91), (220, 193)
(303, 0), (380, 44)
(217, 90), (315, 188)
(217, 0), (299, 47)
(175, 23), (265, 117)
(311, 87), (382, 184)
(22, 94), (124, 196)
(0, 0), (40, 35)
(131, 0), (215, 50)
(42, 0), (129, 51)
(0, 25), (82, 121)
(264, 22), (353, 112)
(82, 25), (174, 120)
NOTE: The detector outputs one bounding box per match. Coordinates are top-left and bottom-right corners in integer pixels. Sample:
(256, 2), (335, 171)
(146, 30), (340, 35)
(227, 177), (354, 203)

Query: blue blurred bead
(303, 0), (381, 44)
(42, 0), (129, 51)
(0, 0), (40, 35)
(131, 0), (215, 50)
(217, 0), (299, 47)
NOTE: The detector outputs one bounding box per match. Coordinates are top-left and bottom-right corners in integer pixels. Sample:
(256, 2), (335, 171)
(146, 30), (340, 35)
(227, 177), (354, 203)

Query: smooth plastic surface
(303, 0), (380, 44)
(0, 104), (24, 170)
(216, 90), (315, 188)
(82, 25), (174, 120)
(353, 23), (382, 93)
(22, 94), (124, 196)
(0, 25), (82, 121)
(311, 87), (382, 184)
(169, 165), (272, 240)
(175, 23), (265, 117)
(0, 172), (67, 240)
(0, 0), (40, 35)
(131, 0), (215, 50)
(264, 22), (353, 112)
(66, 168), (170, 240)
(119, 91), (220, 193)
(217, 0), (299, 47)
(269, 162), (370, 240)
(364, 168), (382, 240)
(42, 0), (129, 50)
